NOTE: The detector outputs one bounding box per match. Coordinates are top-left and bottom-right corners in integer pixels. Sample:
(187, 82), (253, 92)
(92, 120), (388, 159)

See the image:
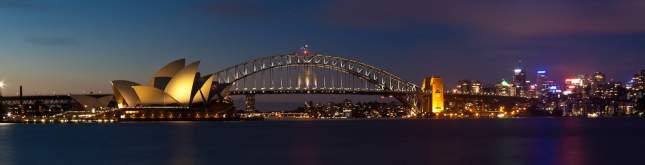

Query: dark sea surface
(1, 118), (644, 165)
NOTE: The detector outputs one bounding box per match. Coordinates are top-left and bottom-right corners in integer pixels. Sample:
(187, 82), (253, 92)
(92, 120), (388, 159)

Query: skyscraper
(579, 72), (589, 87)
(590, 72), (606, 97)
(457, 79), (471, 94)
(496, 79), (510, 96)
(536, 70), (548, 95)
(246, 94), (255, 112)
(513, 69), (527, 85)
(471, 80), (482, 94)
(513, 69), (527, 96)
(633, 70), (645, 90)
(604, 81), (622, 99)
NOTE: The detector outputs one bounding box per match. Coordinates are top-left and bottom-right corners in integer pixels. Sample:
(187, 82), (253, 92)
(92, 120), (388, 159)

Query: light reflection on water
(170, 123), (196, 165)
(0, 123), (14, 165)
(0, 118), (644, 165)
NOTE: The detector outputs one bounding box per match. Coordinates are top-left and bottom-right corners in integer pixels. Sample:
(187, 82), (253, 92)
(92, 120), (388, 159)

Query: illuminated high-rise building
(342, 99), (353, 117)
(579, 72), (589, 87)
(563, 78), (583, 96)
(513, 69), (527, 96)
(326, 102), (337, 115)
(513, 69), (527, 85)
(304, 101), (313, 112)
(457, 79), (471, 94)
(536, 70), (548, 95)
(578, 72), (590, 97)
(590, 72), (606, 97)
(633, 70), (645, 90)
(604, 81), (622, 99)
(246, 94), (255, 112)
(496, 79), (510, 96)
(471, 81), (482, 94)
(528, 84), (537, 97)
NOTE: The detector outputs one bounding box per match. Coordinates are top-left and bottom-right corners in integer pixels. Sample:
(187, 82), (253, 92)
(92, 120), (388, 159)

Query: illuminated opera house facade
(110, 59), (237, 120)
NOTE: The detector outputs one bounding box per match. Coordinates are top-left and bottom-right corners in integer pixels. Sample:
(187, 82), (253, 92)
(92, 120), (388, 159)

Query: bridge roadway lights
(231, 90), (389, 95)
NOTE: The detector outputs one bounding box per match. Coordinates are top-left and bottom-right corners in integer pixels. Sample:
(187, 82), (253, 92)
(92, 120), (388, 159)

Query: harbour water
(1, 118), (644, 165)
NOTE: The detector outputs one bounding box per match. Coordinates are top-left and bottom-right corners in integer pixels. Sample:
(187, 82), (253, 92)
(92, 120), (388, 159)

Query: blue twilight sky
(0, 0), (644, 110)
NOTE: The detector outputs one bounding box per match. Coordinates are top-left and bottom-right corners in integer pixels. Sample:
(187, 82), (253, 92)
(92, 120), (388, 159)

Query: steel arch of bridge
(212, 53), (423, 110)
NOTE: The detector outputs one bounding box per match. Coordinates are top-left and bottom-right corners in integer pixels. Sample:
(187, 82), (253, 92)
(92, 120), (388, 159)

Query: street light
(0, 82), (3, 96)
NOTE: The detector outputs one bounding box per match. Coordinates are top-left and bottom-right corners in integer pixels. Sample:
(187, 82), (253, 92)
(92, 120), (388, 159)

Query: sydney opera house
(110, 59), (238, 120)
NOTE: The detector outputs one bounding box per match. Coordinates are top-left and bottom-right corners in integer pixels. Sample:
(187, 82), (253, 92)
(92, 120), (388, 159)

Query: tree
(0, 103), (7, 116)
(637, 98), (645, 113)
(526, 104), (549, 117)
(293, 107), (306, 113)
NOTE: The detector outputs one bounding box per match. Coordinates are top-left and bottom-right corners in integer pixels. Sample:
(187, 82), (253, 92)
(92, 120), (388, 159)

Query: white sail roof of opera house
(111, 59), (232, 107)
(133, 86), (179, 105)
(190, 74), (215, 107)
(163, 60), (200, 105)
(148, 59), (185, 88)
(111, 80), (141, 107)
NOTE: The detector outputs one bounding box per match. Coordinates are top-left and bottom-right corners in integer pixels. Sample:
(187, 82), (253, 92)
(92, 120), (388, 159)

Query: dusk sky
(1, 0), (644, 111)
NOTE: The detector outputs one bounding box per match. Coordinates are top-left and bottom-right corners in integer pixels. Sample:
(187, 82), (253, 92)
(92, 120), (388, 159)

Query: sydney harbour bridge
(214, 53), (441, 114)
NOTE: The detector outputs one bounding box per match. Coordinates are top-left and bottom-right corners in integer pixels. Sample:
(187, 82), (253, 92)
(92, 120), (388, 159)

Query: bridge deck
(229, 89), (415, 96)
(0, 95), (113, 105)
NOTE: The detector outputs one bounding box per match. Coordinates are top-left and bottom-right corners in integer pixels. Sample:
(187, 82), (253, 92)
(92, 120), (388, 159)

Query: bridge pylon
(421, 76), (444, 113)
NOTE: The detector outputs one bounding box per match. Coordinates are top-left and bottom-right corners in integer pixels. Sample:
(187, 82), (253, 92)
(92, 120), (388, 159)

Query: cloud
(26, 37), (77, 46)
(323, 0), (645, 36)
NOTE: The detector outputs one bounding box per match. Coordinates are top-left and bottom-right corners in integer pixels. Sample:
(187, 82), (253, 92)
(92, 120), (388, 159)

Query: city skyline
(1, 0), (644, 104)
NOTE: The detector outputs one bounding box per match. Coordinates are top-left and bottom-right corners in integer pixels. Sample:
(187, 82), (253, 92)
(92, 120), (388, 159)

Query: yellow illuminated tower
(421, 76), (444, 113)
(430, 76), (444, 112)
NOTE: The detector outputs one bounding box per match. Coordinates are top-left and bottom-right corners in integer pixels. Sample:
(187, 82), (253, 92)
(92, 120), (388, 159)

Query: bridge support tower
(421, 76), (444, 113)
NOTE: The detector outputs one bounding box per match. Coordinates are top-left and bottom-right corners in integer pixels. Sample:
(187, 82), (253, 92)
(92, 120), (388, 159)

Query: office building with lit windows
(590, 72), (606, 97)
(513, 69), (527, 85)
(632, 70), (645, 90)
(246, 94), (255, 113)
(513, 69), (527, 96)
(536, 70), (548, 95)
(457, 79), (471, 94)
(471, 81), (482, 94)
